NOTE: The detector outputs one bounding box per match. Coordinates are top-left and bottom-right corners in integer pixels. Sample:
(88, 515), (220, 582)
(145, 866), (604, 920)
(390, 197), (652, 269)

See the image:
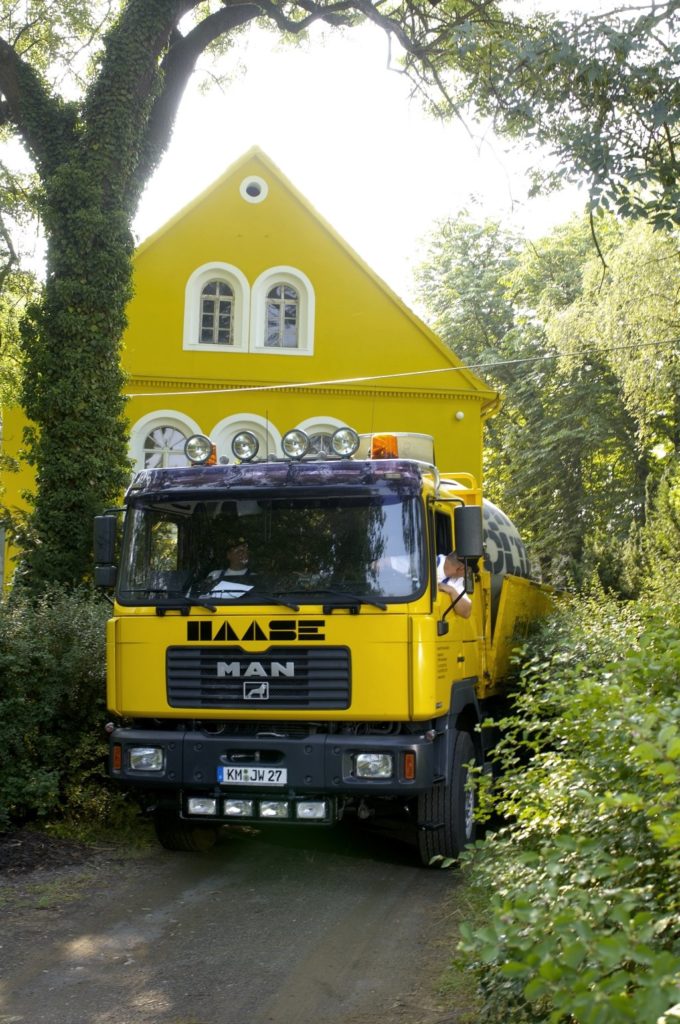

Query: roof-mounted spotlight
(184, 434), (215, 465)
(231, 430), (260, 462)
(331, 427), (360, 458)
(282, 429), (310, 460)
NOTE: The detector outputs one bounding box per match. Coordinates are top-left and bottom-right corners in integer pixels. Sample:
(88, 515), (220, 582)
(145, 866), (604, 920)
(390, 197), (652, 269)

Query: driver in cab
(204, 535), (252, 596)
(437, 551), (472, 619)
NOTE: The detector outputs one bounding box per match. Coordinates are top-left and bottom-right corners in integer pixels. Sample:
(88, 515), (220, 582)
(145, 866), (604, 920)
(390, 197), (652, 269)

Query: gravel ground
(0, 828), (98, 876)
(0, 823), (471, 1024)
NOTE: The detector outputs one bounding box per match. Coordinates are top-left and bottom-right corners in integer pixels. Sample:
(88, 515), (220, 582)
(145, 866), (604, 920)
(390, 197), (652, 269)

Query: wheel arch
(450, 678), (482, 757)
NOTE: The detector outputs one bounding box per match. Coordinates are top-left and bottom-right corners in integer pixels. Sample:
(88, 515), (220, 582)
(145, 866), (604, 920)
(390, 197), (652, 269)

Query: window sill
(250, 346), (314, 356)
(183, 342), (248, 353)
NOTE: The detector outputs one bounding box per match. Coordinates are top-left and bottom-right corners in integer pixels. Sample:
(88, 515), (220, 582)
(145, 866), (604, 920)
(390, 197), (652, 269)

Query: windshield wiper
(117, 589), (217, 613)
(239, 589), (300, 611)
(190, 586), (301, 611)
(285, 588), (387, 612)
(161, 598), (218, 614)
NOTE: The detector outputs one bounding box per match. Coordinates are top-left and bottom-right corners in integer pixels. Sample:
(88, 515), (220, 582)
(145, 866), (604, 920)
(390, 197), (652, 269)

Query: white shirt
(205, 567), (252, 597)
(436, 555), (465, 595)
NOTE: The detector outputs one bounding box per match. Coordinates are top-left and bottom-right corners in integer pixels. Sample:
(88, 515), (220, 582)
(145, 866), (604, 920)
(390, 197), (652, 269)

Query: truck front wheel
(416, 730), (477, 866)
(153, 811), (220, 853)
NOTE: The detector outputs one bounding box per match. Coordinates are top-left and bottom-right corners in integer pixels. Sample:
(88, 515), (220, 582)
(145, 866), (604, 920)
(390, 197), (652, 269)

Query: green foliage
(457, 578), (680, 1024)
(416, 212), (647, 591)
(0, 158), (40, 407)
(415, 212), (521, 368)
(0, 1), (113, 83)
(0, 585), (116, 829)
(631, 454), (680, 612)
(0, 266), (33, 405)
(548, 221), (680, 455)
(433, 4), (680, 229)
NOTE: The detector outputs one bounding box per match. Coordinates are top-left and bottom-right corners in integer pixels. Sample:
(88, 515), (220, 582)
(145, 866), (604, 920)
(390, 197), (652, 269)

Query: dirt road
(1, 822), (469, 1024)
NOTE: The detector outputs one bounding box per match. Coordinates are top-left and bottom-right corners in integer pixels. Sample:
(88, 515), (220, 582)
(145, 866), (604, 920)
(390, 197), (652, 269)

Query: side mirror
(94, 514), (118, 587)
(94, 564), (117, 588)
(454, 505), (483, 560)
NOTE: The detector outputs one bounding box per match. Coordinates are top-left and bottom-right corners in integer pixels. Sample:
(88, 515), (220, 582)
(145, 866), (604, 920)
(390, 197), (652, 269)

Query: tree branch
(589, 207), (609, 290)
(257, 0), (360, 31)
(0, 211), (18, 293)
(80, 0), (204, 209)
(139, 1), (263, 181)
(140, 0), (381, 186)
(0, 36), (68, 175)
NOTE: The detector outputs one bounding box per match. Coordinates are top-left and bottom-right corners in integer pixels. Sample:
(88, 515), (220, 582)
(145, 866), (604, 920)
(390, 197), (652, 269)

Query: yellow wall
(124, 148), (496, 474)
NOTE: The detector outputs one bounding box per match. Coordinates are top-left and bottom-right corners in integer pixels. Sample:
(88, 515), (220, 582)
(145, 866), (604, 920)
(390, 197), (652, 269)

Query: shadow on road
(196, 814), (423, 868)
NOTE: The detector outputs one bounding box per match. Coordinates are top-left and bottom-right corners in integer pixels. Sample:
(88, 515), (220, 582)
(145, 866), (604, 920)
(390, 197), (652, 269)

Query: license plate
(217, 766), (287, 786)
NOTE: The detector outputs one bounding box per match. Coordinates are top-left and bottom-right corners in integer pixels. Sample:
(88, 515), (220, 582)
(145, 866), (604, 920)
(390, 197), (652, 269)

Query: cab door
(432, 506), (486, 681)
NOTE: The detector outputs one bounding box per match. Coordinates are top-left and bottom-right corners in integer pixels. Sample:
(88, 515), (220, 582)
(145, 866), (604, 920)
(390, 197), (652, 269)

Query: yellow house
(123, 147), (497, 472)
(1, 147), (498, 578)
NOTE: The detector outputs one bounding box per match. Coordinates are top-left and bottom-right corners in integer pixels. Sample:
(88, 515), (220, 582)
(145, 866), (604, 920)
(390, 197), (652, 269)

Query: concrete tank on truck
(95, 427), (551, 865)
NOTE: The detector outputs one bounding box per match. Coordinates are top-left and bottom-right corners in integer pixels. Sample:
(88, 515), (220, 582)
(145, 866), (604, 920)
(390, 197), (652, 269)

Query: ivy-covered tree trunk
(14, 0), (185, 585)
(19, 185), (133, 584)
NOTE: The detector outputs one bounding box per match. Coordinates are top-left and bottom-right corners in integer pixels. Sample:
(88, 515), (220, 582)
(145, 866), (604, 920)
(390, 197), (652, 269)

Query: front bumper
(109, 725), (437, 821)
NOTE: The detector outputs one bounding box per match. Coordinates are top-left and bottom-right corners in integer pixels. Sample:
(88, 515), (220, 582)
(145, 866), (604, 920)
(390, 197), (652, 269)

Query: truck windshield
(117, 492), (426, 606)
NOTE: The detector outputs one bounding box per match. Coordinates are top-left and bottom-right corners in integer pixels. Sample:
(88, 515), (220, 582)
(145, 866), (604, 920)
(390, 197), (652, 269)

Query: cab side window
(434, 509), (453, 559)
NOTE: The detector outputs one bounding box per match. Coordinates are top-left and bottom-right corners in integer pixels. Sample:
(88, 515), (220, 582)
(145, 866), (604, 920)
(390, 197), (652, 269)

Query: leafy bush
(0, 585), (117, 829)
(458, 587), (680, 1024)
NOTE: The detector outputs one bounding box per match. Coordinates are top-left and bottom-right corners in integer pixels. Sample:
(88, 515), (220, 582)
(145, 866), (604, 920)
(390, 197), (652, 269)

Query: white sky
(133, 20), (588, 307)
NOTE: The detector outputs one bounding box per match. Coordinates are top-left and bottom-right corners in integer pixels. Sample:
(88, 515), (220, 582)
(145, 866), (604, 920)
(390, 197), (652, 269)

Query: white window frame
(251, 266), (315, 356)
(210, 414), (283, 463)
(129, 411), (203, 473)
(263, 282), (300, 350)
(199, 279), (235, 346)
(183, 262), (250, 352)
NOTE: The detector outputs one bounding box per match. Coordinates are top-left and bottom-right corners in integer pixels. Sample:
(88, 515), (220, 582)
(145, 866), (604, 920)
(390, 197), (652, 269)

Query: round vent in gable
(240, 176), (269, 203)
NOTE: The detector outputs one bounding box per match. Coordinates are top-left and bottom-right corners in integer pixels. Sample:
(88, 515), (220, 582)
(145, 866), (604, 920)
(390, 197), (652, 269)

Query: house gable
(125, 147), (494, 403)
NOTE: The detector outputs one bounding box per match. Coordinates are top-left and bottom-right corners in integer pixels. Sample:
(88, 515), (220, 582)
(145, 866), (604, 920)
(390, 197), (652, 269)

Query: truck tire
(153, 812), (219, 853)
(416, 730), (477, 866)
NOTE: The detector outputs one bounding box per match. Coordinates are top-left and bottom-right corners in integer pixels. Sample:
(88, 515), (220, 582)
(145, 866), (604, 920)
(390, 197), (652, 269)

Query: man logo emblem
(244, 680), (270, 700)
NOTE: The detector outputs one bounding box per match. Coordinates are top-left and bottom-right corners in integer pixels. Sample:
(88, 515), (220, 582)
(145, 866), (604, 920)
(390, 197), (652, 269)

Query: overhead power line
(127, 337), (678, 398)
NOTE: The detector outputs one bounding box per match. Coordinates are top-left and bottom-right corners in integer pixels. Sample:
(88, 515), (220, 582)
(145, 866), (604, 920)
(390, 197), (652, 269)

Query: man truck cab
(95, 428), (550, 864)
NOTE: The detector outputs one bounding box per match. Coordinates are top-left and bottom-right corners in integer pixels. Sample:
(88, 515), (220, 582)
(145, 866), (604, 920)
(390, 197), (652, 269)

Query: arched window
(183, 263), (249, 351)
(201, 280), (234, 345)
(251, 267), (314, 356)
(129, 412), (203, 473)
(142, 425), (189, 469)
(265, 284), (299, 348)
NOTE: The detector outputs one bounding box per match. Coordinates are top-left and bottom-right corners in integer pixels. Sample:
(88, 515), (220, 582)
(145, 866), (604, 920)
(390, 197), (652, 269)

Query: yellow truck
(95, 427), (551, 864)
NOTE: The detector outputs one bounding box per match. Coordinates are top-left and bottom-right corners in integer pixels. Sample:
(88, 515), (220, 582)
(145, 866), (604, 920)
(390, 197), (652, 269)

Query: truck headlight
(355, 753), (393, 778)
(128, 746), (164, 772)
(224, 799), (254, 817)
(259, 801), (290, 819)
(231, 430), (259, 462)
(184, 434), (214, 465)
(296, 801), (328, 820)
(281, 429), (309, 459)
(332, 427), (360, 457)
(187, 797), (218, 816)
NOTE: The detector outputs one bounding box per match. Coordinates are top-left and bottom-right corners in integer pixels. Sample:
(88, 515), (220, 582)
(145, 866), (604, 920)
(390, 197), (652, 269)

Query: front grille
(167, 646), (351, 709)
